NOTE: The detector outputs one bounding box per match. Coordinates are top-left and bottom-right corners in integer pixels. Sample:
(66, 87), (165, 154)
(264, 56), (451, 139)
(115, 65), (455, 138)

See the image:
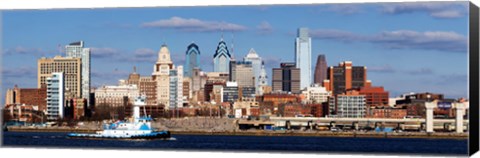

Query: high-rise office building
(151, 44), (184, 110)
(46, 72), (64, 120)
(169, 66), (184, 109)
(185, 42), (201, 77)
(314, 54), (327, 85)
(213, 38), (231, 73)
(229, 60), (254, 88)
(295, 28), (312, 89)
(324, 61), (370, 95)
(152, 44), (174, 108)
(65, 41), (91, 105)
(272, 63), (301, 93)
(243, 48), (263, 91)
(38, 56), (82, 99)
(191, 68), (205, 92)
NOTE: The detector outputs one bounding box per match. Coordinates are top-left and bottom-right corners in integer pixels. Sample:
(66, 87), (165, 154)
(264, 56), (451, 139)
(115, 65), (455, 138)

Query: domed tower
(152, 44), (173, 107)
(153, 44), (173, 75)
(257, 63), (269, 95)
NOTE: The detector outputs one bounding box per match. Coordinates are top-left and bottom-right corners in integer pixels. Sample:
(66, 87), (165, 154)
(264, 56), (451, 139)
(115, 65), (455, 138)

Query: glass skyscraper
(295, 28), (312, 90)
(213, 38), (231, 73)
(184, 42), (200, 77)
(65, 41), (91, 106)
(243, 48), (263, 94)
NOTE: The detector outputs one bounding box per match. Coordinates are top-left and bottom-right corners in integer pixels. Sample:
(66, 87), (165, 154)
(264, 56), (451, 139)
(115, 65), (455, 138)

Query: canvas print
(1, 1), (476, 156)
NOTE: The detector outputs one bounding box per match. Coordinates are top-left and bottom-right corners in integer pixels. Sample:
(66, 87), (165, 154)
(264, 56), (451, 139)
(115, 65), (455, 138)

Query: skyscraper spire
(221, 27), (224, 41)
(231, 31), (235, 60)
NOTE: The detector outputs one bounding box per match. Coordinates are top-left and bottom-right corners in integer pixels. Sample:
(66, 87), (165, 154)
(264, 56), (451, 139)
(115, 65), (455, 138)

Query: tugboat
(68, 95), (170, 139)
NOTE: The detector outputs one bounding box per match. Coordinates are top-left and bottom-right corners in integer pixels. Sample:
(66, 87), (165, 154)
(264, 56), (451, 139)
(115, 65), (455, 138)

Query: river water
(1, 131), (468, 156)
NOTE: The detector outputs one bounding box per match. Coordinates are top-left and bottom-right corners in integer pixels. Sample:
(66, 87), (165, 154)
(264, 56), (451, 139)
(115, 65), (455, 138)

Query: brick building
(262, 93), (300, 106)
(358, 86), (389, 107)
(5, 85), (47, 112)
(323, 61), (371, 95)
(367, 106), (407, 119)
(3, 104), (45, 123)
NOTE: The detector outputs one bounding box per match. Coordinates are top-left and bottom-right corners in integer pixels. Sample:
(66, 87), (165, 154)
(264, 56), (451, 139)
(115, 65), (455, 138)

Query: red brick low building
(367, 106), (407, 119)
(5, 85), (47, 112)
(3, 104), (45, 123)
(358, 86), (389, 108)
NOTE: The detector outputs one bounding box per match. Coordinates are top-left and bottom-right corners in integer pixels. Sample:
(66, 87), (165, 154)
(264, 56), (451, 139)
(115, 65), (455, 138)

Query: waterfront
(2, 132), (468, 156)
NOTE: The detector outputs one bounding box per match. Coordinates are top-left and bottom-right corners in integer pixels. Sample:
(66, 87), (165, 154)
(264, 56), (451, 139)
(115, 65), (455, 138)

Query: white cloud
(309, 29), (363, 42)
(1, 66), (36, 78)
(327, 4), (363, 15)
(90, 47), (121, 58)
(141, 16), (248, 32)
(381, 2), (467, 19)
(370, 30), (467, 52)
(3, 46), (52, 57)
(256, 21), (273, 34)
(368, 65), (395, 73)
(309, 29), (467, 52)
(405, 68), (434, 75)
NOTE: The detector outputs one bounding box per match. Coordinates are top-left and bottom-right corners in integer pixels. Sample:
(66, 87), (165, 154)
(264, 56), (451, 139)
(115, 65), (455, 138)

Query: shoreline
(5, 126), (468, 139)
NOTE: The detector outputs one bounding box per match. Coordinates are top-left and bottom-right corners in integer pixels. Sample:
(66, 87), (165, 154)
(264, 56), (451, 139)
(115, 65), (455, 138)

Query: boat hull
(67, 131), (171, 139)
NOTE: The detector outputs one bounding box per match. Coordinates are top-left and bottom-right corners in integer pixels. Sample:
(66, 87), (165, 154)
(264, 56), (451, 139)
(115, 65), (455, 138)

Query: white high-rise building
(295, 28), (312, 90)
(169, 65), (184, 109)
(243, 48), (263, 94)
(46, 72), (64, 120)
(152, 44), (184, 110)
(65, 41), (91, 105)
(153, 44), (173, 108)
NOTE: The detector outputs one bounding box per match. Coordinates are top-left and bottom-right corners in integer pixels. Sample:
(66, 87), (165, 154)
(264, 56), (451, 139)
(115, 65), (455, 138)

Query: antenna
(58, 44), (63, 56)
(231, 31), (235, 60)
(221, 27), (224, 40)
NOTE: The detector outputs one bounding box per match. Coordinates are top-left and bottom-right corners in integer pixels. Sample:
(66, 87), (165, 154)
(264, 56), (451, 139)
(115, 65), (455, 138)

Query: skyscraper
(243, 48), (263, 92)
(150, 44), (184, 110)
(229, 61), (254, 88)
(38, 56), (82, 99)
(185, 42), (200, 77)
(213, 38), (231, 73)
(295, 28), (312, 90)
(272, 63), (301, 93)
(46, 72), (64, 120)
(169, 66), (184, 109)
(324, 61), (370, 95)
(314, 54), (327, 85)
(65, 41), (91, 105)
(152, 44), (173, 108)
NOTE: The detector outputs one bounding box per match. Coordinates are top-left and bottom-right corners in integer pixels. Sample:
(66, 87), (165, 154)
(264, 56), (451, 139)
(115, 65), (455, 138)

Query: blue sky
(1, 1), (470, 103)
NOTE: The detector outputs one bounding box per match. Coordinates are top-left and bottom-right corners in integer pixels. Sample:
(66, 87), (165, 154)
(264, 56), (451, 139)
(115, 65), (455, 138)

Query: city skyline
(1, 1), (470, 104)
